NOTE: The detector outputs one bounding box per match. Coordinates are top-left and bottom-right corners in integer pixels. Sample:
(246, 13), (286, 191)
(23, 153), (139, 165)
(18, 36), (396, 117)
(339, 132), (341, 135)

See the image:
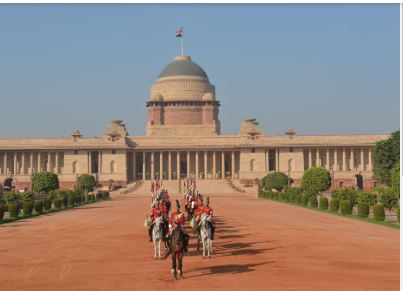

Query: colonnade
(134, 150), (239, 180)
(0, 151), (63, 175)
(305, 148), (372, 172)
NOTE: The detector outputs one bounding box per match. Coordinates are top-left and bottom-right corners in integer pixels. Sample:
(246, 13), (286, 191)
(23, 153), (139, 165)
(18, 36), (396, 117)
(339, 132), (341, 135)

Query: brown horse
(170, 225), (185, 280)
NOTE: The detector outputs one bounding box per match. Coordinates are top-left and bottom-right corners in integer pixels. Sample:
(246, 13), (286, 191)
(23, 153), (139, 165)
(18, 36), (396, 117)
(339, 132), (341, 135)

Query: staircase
(225, 177), (246, 193)
(120, 180), (144, 194)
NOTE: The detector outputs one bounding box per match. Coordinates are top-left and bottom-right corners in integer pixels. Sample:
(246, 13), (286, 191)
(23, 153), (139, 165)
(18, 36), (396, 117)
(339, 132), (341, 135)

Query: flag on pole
(176, 28), (183, 37)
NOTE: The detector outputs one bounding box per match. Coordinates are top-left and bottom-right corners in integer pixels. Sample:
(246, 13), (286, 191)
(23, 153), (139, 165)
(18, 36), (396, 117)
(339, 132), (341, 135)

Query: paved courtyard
(0, 190), (399, 290)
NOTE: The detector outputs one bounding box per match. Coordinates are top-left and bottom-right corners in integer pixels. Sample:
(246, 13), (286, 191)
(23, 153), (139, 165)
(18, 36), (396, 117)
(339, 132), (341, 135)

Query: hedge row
(0, 191), (110, 222)
(258, 189), (398, 223)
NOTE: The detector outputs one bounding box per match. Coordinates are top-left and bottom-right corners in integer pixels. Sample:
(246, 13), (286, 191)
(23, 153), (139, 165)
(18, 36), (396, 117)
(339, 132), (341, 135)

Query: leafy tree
(301, 167), (331, 196)
(77, 174), (96, 193)
(262, 172), (288, 191)
(391, 164), (400, 196)
(373, 131), (400, 185)
(32, 172), (59, 193)
(357, 192), (378, 207)
(332, 188), (358, 205)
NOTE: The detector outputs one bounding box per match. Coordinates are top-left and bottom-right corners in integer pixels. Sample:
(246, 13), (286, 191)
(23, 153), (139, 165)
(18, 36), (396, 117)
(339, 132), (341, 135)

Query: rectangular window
(339, 181), (344, 188)
(112, 150), (116, 154)
(289, 147), (294, 152)
(74, 150), (78, 155)
(251, 148), (255, 153)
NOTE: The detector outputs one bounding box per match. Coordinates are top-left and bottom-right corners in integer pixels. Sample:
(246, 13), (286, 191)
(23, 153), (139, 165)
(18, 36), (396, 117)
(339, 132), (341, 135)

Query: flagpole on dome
(176, 27), (184, 56)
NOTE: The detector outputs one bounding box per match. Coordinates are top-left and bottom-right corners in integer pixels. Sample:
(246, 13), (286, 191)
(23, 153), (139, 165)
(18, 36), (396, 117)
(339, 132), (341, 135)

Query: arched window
(72, 161), (79, 174)
(110, 161), (117, 173)
(250, 159), (255, 172)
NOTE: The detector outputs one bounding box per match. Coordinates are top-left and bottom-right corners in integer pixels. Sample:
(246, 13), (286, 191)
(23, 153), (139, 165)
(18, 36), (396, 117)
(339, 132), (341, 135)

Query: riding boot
(148, 225), (154, 242)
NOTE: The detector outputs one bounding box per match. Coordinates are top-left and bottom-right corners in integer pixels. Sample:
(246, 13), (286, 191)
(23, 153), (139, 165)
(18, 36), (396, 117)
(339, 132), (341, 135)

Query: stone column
(342, 148), (346, 171)
(195, 151), (199, 179)
(38, 152), (41, 173)
(55, 152), (59, 174)
(168, 151), (172, 180)
(326, 149), (330, 170)
(212, 151), (216, 179)
(177, 151), (180, 180)
(333, 149), (337, 171)
(204, 151), (207, 179)
(13, 152), (17, 174)
(221, 151), (225, 179)
(21, 152), (25, 175)
(360, 148), (364, 171)
(87, 151), (90, 173)
(186, 151), (190, 178)
(30, 152), (33, 174)
(276, 149), (280, 172)
(142, 152), (146, 180)
(159, 151), (163, 180)
(151, 152), (155, 180)
(349, 149), (354, 171)
(133, 151), (136, 180)
(99, 151), (102, 174)
(47, 152), (51, 172)
(231, 151), (235, 179)
(368, 148), (373, 171)
(3, 152), (7, 174)
(316, 149), (320, 167)
(308, 149), (312, 168)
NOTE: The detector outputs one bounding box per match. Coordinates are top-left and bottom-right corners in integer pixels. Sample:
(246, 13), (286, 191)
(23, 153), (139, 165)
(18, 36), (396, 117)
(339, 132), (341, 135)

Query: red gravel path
(0, 191), (399, 290)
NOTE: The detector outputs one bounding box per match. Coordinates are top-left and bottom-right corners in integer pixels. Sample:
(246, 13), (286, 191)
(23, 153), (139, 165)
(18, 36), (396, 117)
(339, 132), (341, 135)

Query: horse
(152, 216), (164, 259)
(200, 213), (213, 258)
(170, 225), (185, 280)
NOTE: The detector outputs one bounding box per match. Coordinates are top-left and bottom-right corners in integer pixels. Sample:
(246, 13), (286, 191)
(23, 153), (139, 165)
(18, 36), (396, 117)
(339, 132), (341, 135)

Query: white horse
(200, 213), (213, 258)
(152, 216), (164, 259)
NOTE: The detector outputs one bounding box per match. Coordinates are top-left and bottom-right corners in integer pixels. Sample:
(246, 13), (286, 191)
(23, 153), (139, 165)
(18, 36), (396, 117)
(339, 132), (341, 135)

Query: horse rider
(167, 200), (189, 254)
(148, 201), (162, 242)
(203, 197), (215, 240)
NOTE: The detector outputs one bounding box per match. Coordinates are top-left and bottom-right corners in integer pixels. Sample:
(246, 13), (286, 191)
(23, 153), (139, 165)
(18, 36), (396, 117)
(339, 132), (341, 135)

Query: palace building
(0, 55), (388, 191)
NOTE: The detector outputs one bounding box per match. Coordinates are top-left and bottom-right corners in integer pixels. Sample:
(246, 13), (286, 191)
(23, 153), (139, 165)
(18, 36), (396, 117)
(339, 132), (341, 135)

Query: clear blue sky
(0, 4), (400, 137)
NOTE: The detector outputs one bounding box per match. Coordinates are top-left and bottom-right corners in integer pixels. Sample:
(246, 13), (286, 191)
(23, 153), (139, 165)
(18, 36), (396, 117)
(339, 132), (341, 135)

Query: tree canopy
(77, 174), (96, 192)
(373, 131), (400, 185)
(301, 167), (331, 196)
(32, 172), (59, 193)
(262, 172), (288, 191)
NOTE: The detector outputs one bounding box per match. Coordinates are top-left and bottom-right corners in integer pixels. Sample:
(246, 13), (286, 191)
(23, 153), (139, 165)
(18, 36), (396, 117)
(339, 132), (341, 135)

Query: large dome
(158, 56), (209, 80)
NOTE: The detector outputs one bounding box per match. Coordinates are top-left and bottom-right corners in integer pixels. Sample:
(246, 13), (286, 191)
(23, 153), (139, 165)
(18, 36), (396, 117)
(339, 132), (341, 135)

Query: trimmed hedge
(23, 201), (34, 216)
(44, 199), (52, 211)
(357, 202), (369, 218)
(34, 200), (44, 214)
(319, 197), (329, 210)
(54, 198), (62, 210)
(289, 193), (295, 203)
(340, 200), (352, 215)
(283, 192), (289, 202)
(309, 196), (318, 208)
(8, 203), (20, 218)
(68, 196), (74, 208)
(295, 195), (302, 205)
(278, 192), (284, 201)
(273, 192), (279, 200)
(373, 204), (385, 221)
(0, 205), (4, 221)
(330, 198), (339, 212)
(301, 194), (308, 207)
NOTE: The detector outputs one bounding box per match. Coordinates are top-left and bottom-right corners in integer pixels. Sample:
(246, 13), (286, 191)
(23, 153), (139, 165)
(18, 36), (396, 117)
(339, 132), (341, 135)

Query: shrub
(74, 195), (81, 205)
(373, 204), (385, 221)
(301, 167), (331, 195)
(380, 188), (399, 216)
(23, 201), (34, 216)
(295, 194), (302, 205)
(288, 193), (295, 203)
(319, 197), (329, 210)
(309, 196), (318, 208)
(80, 194), (85, 204)
(397, 207), (400, 222)
(332, 188), (358, 206)
(102, 191), (110, 200)
(5, 193), (20, 204)
(68, 196), (74, 208)
(283, 192), (289, 202)
(21, 192), (34, 202)
(34, 200), (44, 214)
(44, 199), (52, 211)
(391, 163), (400, 195)
(357, 202), (369, 218)
(340, 200), (352, 215)
(273, 192), (279, 200)
(357, 192), (378, 207)
(373, 130), (399, 185)
(53, 198), (62, 210)
(262, 172), (288, 191)
(278, 192), (284, 201)
(0, 204), (4, 221)
(32, 172), (59, 193)
(8, 203), (20, 218)
(77, 174), (96, 193)
(301, 193), (308, 207)
(96, 192), (103, 200)
(330, 198), (339, 212)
